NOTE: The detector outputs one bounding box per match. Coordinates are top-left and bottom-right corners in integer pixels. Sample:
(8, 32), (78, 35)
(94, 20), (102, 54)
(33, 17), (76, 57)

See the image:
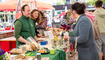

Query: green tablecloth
(26, 50), (66, 60)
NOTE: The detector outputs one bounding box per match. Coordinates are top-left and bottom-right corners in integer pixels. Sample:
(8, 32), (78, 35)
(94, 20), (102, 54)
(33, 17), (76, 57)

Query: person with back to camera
(94, 0), (105, 60)
(64, 2), (99, 60)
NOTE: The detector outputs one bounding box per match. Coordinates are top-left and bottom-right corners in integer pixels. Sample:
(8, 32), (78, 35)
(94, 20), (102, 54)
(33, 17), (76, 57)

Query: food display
(10, 44), (38, 54)
(25, 52), (35, 56)
(30, 43), (38, 51)
(37, 48), (49, 54)
(10, 48), (23, 54)
(37, 49), (47, 53)
(15, 54), (35, 60)
(2, 27), (68, 60)
(15, 54), (25, 59)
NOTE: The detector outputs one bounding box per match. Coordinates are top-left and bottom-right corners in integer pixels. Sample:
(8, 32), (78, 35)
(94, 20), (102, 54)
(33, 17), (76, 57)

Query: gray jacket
(70, 14), (99, 60)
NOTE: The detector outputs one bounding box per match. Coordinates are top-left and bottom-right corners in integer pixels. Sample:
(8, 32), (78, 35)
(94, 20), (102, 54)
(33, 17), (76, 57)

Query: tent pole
(11, 0), (21, 30)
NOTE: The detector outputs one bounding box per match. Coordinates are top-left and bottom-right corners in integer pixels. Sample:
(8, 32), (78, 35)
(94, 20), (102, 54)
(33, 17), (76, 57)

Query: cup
(50, 49), (55, 55)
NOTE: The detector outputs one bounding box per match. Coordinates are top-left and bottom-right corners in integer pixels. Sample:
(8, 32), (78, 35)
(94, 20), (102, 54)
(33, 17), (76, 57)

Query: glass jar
(36, 53), (41, 60)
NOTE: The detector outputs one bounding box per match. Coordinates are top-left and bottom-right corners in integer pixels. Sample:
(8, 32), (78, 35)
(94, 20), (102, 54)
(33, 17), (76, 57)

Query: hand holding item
(27, 36), (39, 48)
(34, 36), (38, 41)
(26, 41), (31, 45)
(30, 43), (38, 51)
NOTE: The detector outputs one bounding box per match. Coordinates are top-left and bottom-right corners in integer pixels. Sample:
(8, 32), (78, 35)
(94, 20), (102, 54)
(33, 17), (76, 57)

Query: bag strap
(89, 19), (100, 40)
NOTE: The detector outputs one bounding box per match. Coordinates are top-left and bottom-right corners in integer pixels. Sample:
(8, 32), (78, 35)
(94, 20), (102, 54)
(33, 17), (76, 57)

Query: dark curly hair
(71, 2), (86, 15)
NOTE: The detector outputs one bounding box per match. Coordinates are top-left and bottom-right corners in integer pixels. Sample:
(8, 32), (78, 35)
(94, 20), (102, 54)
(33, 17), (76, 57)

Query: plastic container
(40, 41), (48, 45)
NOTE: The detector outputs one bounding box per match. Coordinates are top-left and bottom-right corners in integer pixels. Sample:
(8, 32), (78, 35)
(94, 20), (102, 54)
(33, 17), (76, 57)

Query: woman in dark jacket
(65, 3), (99, 60)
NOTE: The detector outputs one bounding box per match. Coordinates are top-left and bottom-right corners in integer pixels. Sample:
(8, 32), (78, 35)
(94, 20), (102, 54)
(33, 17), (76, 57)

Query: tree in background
(88, 0), (95, 6)
(103, 0), (105, 3)
(88, 0), (105, 6)
(56, 0), (66, 5)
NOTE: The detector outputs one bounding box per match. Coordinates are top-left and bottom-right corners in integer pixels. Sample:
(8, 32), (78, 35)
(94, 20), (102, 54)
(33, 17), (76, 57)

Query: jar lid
(36, 53), (41, 55)
(28, 58), (33, 60)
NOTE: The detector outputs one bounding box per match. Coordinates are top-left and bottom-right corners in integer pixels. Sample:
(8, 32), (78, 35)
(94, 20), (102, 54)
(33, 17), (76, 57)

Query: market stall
(0, 28), (68, 60)
(0, 0), (54, 38)
(0, 0), (64, 60)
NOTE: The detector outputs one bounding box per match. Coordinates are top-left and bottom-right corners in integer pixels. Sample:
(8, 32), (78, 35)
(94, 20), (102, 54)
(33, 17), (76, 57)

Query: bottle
(36, 53), (41, 60)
